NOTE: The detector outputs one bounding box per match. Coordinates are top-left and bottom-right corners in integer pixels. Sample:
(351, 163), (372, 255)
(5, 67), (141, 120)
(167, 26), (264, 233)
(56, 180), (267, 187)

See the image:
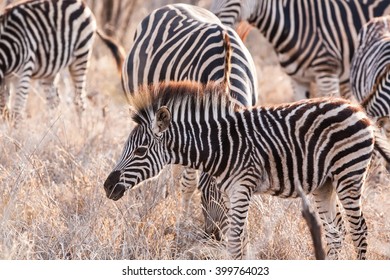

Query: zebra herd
(2, 0), (390, 260)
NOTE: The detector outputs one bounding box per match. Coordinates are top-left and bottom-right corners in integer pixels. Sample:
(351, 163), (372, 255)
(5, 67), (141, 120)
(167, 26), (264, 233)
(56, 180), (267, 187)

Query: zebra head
(104, 106), (172, 201)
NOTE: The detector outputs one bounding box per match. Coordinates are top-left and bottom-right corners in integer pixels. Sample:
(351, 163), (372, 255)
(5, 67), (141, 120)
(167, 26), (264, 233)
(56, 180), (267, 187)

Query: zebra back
(122, 4), (258, 107)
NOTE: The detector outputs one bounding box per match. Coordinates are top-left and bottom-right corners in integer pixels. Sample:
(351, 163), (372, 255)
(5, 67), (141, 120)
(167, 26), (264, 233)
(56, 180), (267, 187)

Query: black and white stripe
(0, 0), (124, 122)
(122, 3), (258, 107)
(104, 81), (390, 259)
(350, 15), (390, 119)
(210, 0), (390, 100)
(121, 3), (258, 239)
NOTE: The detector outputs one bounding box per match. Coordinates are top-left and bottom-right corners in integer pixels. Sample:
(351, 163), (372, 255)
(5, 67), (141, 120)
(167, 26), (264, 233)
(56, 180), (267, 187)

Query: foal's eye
(134, 146), (148, 157)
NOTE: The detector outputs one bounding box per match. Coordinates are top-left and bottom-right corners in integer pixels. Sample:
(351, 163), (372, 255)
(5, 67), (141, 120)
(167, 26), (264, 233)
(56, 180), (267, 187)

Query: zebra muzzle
(104, 170), (126, 201)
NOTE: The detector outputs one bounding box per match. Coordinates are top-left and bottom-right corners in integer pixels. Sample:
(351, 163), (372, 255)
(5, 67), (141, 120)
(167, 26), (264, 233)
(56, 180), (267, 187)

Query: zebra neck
(165, 110), (246, 177)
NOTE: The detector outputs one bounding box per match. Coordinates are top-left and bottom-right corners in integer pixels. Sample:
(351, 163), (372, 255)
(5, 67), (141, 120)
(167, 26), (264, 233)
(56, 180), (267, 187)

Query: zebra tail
(96, 29), (126, 73)
(374, 128), (390, 163)
(222, 30), (232, 93)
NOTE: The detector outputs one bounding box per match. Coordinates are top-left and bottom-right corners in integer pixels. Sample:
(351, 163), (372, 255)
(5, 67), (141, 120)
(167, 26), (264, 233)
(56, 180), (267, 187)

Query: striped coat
(0, 0), (124, 122)
(211, 0), (390, 100)
(104, 81), (390, 259)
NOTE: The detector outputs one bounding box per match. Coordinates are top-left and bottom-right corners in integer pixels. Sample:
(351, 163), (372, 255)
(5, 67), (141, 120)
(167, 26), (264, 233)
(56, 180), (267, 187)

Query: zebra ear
(152, 106), (171, 135)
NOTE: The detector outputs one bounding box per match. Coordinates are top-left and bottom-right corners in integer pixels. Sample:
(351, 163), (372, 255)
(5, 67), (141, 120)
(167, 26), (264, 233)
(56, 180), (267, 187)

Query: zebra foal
(121, 3), (258, 240)
(104, 81), (390, 259)
(0, 0), (124, 123)
(210, 0), (390, 100)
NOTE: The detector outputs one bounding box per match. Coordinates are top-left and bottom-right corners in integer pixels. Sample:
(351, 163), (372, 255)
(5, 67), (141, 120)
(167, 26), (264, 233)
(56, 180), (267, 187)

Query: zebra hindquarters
(199, 172), (229, 241)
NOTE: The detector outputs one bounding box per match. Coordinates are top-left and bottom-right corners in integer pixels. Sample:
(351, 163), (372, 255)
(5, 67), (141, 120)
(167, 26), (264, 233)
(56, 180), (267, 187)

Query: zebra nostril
(104, 170), (126, 200)
(104, 170), (121, 192)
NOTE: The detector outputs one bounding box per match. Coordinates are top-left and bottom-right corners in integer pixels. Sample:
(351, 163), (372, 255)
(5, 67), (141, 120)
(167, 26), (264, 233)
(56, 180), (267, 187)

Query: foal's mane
(129, 80), (238, 124)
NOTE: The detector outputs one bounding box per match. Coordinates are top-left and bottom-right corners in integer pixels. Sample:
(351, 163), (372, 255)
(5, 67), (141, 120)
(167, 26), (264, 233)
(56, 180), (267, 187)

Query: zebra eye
(134, 146), (148, 157)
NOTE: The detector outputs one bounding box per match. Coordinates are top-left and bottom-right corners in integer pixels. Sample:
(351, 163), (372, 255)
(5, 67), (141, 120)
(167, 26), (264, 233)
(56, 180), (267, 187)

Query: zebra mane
(129, 80), (239, 125)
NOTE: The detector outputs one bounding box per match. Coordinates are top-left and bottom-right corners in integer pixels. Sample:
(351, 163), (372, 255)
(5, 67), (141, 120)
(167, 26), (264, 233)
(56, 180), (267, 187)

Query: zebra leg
(225, 184), (252, 259)
(313, 180), (345, 260)
(0, 82), (10, 118)
(199, 172), (229, 241)
(339, 79), (353, 100)
(41, 76), (60, 109)
(12, 66), (34, 122)
(68, 52), (91, 121)
(367, 149), (386, 183)
(180, 168), (198, 215)
(315, 72), (340, 97)
(335, 179), (368, 260)
(291, 79), (311, 100)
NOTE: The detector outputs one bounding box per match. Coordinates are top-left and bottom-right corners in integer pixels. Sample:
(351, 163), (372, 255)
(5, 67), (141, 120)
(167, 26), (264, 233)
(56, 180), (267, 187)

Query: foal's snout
(104, 170), (126, 201)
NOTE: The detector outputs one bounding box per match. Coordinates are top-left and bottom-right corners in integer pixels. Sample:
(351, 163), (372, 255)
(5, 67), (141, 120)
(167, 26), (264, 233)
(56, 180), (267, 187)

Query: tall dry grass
(0, 0), (389, 260)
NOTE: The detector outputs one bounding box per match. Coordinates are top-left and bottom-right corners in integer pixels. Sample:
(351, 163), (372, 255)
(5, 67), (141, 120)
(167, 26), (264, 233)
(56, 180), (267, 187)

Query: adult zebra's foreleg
(199, 173), (229, 241)
(180, 167), (198, 215)
(12, 65), (34, 123)
(291, 79), (311, 100)
(41, 76), (60, 109)
(0, 82), (10, 118)
(315, 72), (341, 97)
(69, 53), (90, 122)
(313, 180), (346, 260)
(225, 184), (253, 259)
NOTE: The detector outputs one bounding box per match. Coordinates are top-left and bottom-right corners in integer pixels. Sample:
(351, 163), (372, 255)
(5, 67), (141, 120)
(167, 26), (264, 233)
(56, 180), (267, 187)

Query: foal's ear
(152, 106), (171, 135)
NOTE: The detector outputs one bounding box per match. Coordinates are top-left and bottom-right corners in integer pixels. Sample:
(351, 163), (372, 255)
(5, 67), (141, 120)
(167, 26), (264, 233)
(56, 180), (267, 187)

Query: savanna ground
(0, 0), (389, 260)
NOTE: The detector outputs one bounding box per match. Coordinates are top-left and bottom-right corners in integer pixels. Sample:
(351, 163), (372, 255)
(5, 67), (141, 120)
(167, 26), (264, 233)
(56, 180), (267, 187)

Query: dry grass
(1, 0), (389, 260)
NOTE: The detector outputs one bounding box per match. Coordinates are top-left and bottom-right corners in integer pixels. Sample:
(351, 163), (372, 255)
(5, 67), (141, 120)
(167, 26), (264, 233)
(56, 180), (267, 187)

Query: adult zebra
(350, 15), (390, 122)
(0, 0), (125, 123)
(104, 80), (390, 259)
(121, 3), (258, 240)
(210, 0), (390, 100)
